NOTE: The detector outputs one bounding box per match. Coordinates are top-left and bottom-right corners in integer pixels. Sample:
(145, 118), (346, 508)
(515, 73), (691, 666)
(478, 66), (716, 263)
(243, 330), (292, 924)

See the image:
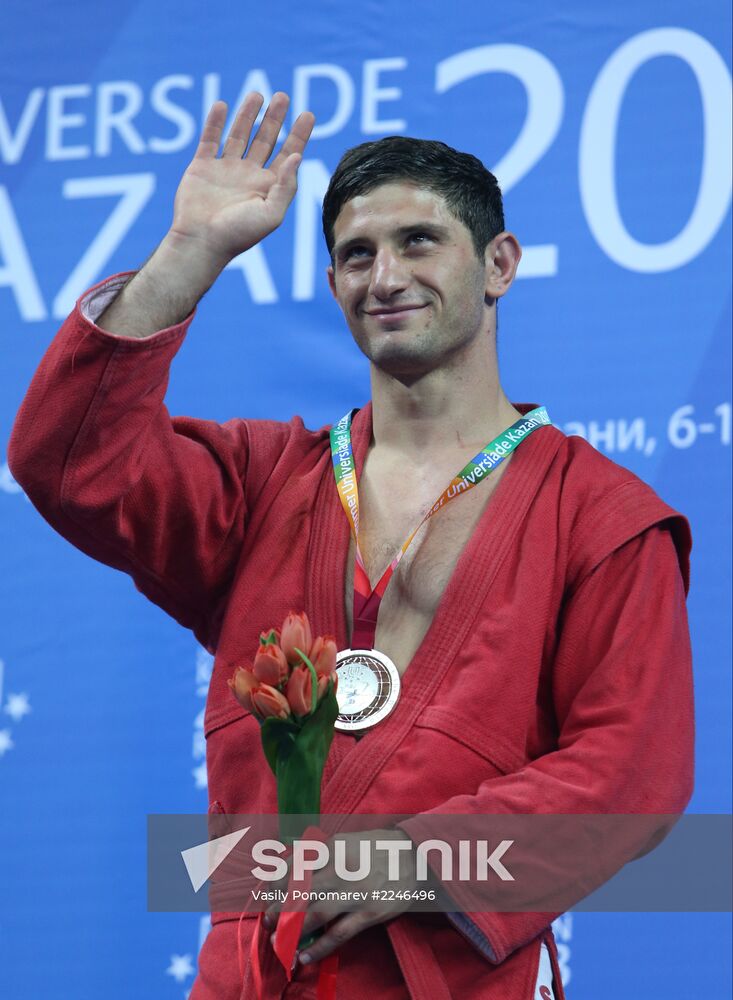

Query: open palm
(169, 92), (315, 265)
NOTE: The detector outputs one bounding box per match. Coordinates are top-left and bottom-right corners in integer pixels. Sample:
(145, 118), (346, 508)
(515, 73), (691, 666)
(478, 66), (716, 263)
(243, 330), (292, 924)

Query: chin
(351, 325), (449, 374)
(371, 347), (443, 378)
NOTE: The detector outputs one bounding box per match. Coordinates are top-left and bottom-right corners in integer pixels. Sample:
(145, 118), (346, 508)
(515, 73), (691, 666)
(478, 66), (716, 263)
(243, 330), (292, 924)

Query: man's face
(327, 182), (490, 378)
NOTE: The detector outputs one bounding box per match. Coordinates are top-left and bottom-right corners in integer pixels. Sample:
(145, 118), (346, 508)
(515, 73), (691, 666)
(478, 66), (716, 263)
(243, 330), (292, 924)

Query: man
(8, 92), (694, 999)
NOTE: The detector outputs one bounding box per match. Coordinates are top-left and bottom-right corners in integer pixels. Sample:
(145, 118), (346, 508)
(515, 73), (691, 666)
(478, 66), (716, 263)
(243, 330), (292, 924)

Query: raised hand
(168, 92), (315, 267)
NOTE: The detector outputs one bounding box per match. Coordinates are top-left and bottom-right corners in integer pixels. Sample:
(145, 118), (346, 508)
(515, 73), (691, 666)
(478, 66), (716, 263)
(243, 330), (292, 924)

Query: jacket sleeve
(398, 521), (695, 964)
(7, 274), (259, 651)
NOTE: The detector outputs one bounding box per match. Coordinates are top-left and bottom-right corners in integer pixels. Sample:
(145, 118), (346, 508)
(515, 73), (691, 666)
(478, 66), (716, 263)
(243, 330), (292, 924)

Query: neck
(369, 334), (521, 456)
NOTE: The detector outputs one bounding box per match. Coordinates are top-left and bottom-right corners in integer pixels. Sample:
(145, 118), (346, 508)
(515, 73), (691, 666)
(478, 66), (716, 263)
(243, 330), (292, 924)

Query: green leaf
(260, 716), (300, 777)
(268, 687), (340, 842)
(294, 646), (319, 715)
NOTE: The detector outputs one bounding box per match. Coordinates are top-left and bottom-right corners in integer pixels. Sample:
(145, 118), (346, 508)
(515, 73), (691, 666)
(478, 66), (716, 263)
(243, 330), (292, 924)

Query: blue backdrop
(1, 2), (730, 997)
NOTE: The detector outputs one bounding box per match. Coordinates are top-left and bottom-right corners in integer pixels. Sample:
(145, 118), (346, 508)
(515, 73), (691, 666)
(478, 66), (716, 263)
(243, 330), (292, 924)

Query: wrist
(155, 230), (229, 296)
(93, 233), (221, 338)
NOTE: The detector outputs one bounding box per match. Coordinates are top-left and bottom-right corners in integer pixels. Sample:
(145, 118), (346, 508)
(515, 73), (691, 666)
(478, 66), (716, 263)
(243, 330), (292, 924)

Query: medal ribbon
(330, 406), (551, 650)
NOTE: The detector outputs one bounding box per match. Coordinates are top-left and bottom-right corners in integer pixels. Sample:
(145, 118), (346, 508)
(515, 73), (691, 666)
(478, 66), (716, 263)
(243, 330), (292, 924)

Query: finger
(221, 92), (265, 159)
(246, 91), (290, 167)
(268, 111), (316, 173)
(194, 100), (229, 159)
(298, 913), (372, 965)
(299, 906), (338, 940)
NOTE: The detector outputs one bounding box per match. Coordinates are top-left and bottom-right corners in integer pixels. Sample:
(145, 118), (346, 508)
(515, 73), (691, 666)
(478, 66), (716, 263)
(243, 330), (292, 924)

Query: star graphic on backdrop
(0, 729), (14, 755)
(5, 692), (31, 722)
(166, 953), (195, 983)
(192, 762), (208, 790)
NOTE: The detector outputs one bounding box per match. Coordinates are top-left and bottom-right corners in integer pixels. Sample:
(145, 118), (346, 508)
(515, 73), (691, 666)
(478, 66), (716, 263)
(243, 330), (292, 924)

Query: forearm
(96, 231), (227, 338)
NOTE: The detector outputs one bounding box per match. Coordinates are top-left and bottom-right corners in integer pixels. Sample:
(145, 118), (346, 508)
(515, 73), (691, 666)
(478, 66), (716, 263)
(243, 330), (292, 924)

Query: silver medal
(334, 648), (401, 731)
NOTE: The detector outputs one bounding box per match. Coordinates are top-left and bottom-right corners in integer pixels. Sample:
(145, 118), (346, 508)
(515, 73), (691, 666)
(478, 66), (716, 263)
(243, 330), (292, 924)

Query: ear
(326, 264), (338, 300)
(484, 232), (522, 300)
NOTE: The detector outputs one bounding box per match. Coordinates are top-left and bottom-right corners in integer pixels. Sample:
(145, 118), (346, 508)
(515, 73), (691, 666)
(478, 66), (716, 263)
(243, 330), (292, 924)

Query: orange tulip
(280, 611), (313, 665)
(252, 684), (292, 720)
(285, 665), (316, 717)
(317, 673), (337, 700)
(229, 666), (292, 721)
(309, 635), (338, 677)
(286, 663), (338, 717)
(253, 643), (289, 687)
(228, 666), (259, 714)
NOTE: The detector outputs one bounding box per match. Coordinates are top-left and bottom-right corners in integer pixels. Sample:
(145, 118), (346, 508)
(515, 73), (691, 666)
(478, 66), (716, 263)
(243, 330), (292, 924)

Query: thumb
(267, 152), (302, 216)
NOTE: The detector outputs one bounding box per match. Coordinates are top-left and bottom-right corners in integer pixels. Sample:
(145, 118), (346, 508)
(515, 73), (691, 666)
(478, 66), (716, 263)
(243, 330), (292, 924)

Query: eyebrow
(332, 222), (452, 260)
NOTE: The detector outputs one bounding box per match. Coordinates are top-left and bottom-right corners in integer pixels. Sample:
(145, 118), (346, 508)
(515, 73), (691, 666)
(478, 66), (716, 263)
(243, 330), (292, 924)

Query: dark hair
(322, 136), (505, 261)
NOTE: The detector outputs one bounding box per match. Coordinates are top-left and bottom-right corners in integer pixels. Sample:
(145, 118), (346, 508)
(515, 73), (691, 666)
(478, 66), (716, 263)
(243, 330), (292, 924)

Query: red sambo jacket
(8, 275), (695, 999)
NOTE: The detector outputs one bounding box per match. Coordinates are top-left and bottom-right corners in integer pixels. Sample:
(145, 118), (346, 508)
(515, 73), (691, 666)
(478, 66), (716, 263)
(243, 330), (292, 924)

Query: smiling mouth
(365, 305), (427, 320)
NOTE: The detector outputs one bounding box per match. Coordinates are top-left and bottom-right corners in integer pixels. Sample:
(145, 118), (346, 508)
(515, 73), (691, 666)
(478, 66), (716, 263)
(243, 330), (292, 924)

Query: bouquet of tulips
(228, 611), (339, 843)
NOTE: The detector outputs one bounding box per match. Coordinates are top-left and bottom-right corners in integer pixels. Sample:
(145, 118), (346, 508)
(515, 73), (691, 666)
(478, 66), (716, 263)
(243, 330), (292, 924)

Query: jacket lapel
(306, 402), (566, 816)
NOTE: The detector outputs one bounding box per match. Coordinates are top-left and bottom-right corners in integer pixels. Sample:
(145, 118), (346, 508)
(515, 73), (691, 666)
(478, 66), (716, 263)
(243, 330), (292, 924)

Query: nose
(368, 247), (410, 300)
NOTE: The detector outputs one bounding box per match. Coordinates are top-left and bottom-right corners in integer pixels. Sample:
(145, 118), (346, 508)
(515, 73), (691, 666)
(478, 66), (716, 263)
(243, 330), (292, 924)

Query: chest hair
(342, 450), (510, 675)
